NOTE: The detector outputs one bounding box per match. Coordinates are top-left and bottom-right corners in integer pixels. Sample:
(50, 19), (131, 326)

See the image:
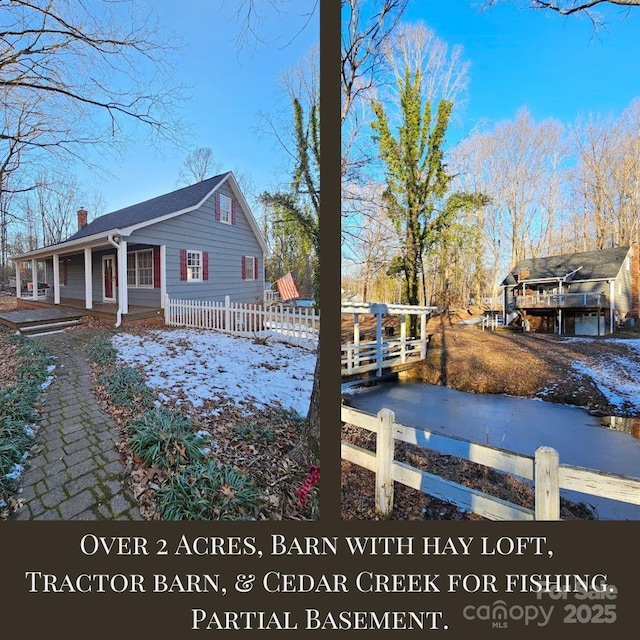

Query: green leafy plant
(232, 422), (275, 444)
(155, 460), (262, 520)
(128, 408), (202, 470)
(98, 366), (153, 408)
(86, 333), (117, 366)
(0, 335), (51, 508)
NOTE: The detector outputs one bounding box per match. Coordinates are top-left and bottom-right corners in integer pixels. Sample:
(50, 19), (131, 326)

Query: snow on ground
(563, 338), (640, 413)
(112, 329), (317, 418)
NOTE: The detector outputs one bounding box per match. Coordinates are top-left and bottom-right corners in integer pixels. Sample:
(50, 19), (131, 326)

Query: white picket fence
(342, 405), (640, 520)
(164, 294), (319, 349)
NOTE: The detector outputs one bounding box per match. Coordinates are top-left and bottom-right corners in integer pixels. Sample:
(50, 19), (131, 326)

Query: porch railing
(515, 292), (610, 309)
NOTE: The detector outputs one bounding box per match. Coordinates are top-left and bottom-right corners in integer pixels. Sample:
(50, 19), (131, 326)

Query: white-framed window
(187, 250), (202, 282)
(219, 194), (232, 224)
(127, 249), (154, 288)
(244, 255), (256, 281)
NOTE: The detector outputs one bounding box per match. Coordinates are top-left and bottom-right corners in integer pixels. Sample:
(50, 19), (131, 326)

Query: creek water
(346, 381), (640, 520)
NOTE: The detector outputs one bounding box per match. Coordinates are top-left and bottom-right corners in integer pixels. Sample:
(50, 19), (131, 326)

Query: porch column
(160, 244), (167, 309)
(118, 239), (128, 315)
(15, 261), (21, 299)
(84, 247), (93, 310)
(52, 254), (60, 305)
(610, 280), (615, 335)
(31, 258), (37, 300)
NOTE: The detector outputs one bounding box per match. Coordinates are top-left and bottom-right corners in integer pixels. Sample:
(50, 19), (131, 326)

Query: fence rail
(341, 405), (640, 520)
(341, 337), (425, 376)
(165, 295), (319, 349)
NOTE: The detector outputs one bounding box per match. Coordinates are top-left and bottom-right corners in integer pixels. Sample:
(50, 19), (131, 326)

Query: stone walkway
(13, 329), (143, 520)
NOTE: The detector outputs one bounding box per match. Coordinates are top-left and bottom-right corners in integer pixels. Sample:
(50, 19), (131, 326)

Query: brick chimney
(77, 208), (88, 230)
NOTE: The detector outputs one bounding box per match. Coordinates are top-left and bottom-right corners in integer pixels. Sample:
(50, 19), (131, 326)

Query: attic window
(219, 194), (232, 224)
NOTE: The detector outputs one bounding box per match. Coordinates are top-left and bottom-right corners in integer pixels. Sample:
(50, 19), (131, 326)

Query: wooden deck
(3, 297), (163, 329)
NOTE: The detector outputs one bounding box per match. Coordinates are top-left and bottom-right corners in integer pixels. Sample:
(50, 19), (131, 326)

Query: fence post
(225, 295), (231, 332)
(420, 312), (428, 359)
(376, 312), (383, 376)
(164, 294), (170, 324)
(535, 446), (560, 520)
(375, 408), (395, 519)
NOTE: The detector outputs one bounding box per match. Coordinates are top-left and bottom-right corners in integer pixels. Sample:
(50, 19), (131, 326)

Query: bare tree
(230, 0), (318, 50)
(460, 109), (566, 265)
(177, 147), (223, 186)
(480, 1), (640, 29)
(0, 0), (184, 160)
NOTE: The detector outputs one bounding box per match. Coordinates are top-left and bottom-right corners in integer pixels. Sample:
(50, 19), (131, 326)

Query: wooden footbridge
(341, 302), (437, 380)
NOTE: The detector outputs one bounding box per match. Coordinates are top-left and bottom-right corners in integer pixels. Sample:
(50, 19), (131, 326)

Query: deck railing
(515, 292), (610, 309)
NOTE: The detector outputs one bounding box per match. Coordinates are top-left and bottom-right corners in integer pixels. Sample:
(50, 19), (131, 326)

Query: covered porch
(1, 297), (163, 335)
(11, 233), (166, 327)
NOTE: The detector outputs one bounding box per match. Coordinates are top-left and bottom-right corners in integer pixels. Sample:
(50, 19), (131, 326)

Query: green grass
(0, 335), (52, 507)
(98, 366), (154, 408)
(86, 333), (117, 367)
(128, 408), (203, 470)
(155, 460), (262, 520)
(232, 422), (275, 444)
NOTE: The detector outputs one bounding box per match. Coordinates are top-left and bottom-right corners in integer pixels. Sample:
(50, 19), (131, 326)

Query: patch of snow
(112, 329), (317, 417)
(571, 356), (640, 412)
(5, 463), (24, 481)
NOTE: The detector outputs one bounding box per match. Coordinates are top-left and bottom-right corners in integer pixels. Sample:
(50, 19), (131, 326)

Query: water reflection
(600, 416), (640, 439)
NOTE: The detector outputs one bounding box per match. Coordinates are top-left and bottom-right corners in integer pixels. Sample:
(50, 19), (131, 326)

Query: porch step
(19, 320), (82, 336)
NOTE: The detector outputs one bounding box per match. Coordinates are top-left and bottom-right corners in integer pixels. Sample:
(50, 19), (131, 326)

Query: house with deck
(9, 172), (267, 326)
(501, 244), (639, 335)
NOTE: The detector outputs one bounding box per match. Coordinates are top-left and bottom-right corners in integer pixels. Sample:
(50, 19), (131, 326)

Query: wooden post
(535, 446), (560, 520)
(84, 247), (93, 310)
(375, 408), (395, 519)
(376, 311), (383, 376)
(31, 258), (38, 300)
(353, 312), (360, 368)
(225, 295), (231, 332)
(400, 314), (407, 363)
(52, 254), (60, 305)
(420, 313), (428, 359)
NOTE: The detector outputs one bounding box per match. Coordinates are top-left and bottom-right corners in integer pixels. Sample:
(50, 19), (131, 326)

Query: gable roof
(66, 173), (229, 241)
(501, 246), (631, 286)
(11, 171), (268, 260)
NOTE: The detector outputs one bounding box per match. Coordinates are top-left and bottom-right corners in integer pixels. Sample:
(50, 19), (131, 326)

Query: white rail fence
(341, 405), (640, 520)
(165, 295), (319, 349)
(342, 337), (425, 376)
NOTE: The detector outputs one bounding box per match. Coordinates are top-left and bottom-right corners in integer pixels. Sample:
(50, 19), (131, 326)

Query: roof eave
(10, 229), (123, 261)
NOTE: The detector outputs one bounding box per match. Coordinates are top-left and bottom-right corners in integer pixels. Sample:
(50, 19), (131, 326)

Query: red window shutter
(203, 252), (209, 281)
(153, 247), (161, 288)
(231, 200), (237, 225)
(62, 261), (68, 286)
(254, 257), (258, 281)
(241, 255), (246, 280)
(214, 193), (220, 222)
(180, 249), (187, 281)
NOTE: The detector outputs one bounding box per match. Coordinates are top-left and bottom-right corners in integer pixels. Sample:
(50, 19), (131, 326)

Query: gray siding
(128, 182), (265, 303)
(38, 181), (265, 309)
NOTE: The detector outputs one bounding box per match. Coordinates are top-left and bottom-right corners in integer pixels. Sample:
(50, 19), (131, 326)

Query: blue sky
(403, 0), (640, 136)
(78, 0), (318, 216)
